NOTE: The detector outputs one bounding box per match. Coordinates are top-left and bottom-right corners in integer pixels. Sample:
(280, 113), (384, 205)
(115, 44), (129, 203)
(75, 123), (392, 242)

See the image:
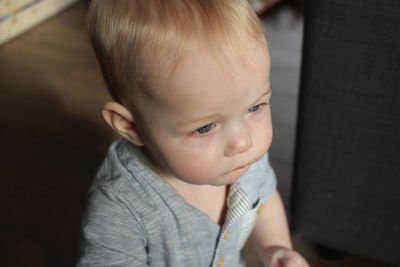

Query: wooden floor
(0, 2), (393, 267)
(0, 2), (114, 266)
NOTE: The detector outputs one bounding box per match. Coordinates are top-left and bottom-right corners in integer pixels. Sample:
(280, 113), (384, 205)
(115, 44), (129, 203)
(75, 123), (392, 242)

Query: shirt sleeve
(77, 186), (149, 267)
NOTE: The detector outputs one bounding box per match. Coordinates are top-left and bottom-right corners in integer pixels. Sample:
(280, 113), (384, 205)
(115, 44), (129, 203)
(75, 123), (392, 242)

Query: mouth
(233, 163), (250, 171)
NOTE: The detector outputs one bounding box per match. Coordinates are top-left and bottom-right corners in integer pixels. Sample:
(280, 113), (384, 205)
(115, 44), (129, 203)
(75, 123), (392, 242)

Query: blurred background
(1, 0), (398, 266)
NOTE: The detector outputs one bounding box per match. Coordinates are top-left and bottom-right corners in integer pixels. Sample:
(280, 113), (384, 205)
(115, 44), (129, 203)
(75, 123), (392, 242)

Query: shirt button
(217, 257), (224, 267)
(257, 204), (265, 215)
(223, 230), (229, 240)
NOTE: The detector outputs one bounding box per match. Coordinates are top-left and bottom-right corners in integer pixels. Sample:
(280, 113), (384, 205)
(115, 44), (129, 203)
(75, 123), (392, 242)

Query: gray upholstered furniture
(291, 1), (400, 265)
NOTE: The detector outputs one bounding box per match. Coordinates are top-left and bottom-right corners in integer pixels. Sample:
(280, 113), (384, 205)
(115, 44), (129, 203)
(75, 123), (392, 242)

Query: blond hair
(87, 0), (265, 109)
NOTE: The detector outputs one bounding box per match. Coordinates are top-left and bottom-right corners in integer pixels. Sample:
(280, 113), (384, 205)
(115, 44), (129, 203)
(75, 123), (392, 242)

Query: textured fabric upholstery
(291, 1), (400, 265)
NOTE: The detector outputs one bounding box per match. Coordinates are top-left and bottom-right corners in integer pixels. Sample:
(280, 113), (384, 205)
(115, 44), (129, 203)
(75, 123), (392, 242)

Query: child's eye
(194, 123), (215, 135)
(248, 104), (264, 113)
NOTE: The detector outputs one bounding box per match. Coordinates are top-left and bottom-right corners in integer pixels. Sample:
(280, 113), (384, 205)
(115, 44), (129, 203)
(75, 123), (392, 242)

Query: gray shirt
(78, 139), (276, 267)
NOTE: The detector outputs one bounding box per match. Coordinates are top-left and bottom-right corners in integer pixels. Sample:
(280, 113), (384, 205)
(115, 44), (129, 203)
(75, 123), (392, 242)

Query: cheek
(252, 115), (273, 154)
(153, 141), (221, 184)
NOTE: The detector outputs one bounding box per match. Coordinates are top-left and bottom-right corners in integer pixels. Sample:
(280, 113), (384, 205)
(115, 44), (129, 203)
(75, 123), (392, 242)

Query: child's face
(137, 40), (272, 186)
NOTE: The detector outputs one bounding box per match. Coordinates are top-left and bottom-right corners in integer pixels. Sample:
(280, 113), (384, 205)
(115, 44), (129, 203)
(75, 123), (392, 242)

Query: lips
(233, 163), (250, 171)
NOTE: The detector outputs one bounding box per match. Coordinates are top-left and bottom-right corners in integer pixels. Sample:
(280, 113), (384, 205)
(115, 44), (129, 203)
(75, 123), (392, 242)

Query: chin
(211, 166), (250, 186)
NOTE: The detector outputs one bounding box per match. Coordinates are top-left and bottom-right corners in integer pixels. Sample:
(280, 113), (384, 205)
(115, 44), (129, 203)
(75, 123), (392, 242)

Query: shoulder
(84, 139), (162, 224)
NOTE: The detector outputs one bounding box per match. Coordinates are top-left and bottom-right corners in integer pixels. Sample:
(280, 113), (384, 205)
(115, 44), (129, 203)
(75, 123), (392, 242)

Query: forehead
(132, 38), (271, 129)
(159, 39), (270, 106)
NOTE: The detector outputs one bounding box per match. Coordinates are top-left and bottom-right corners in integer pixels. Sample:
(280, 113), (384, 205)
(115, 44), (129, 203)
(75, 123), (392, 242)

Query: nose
(224, 120), (253, 157)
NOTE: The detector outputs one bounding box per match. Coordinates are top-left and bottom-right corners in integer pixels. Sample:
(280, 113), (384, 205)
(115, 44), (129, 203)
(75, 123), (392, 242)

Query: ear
(102, 102), (145, 146)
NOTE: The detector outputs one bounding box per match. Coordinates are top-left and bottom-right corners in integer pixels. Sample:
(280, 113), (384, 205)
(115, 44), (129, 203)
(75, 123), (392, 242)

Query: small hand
(263, 246), (310, 267)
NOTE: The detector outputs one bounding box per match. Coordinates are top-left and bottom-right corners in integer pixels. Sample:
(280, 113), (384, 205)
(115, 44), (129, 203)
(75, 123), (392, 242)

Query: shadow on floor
(0, 73), (113, 266)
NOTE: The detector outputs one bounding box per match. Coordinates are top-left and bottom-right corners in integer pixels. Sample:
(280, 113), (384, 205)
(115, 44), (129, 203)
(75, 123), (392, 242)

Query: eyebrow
(176, 113), (220, 129)
(176, 86), (272, 129)
(251, 86), (272, 106)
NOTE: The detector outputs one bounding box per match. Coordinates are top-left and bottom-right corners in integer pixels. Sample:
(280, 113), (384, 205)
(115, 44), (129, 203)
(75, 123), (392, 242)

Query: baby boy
(78, 0), (309, 266)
